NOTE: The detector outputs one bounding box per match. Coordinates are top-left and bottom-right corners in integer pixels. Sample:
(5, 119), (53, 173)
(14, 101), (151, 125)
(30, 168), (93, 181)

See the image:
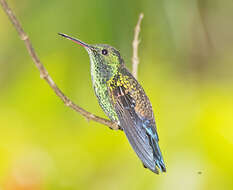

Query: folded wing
(110, 82), (166, 174)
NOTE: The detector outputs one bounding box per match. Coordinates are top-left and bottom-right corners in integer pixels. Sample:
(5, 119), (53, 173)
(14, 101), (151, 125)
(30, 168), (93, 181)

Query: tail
(147, 134), (166, 173)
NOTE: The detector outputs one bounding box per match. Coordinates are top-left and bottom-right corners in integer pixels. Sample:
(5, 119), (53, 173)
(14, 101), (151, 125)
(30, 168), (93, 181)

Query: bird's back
(107, 66), (166, 173)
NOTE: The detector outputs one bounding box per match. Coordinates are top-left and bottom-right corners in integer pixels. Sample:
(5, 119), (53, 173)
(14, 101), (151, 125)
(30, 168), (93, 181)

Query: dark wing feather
(111, 85), (166, 174)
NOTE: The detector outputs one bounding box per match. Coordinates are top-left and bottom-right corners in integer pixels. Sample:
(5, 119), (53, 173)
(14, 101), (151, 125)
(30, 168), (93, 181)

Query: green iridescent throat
(86, 44), (122, 123)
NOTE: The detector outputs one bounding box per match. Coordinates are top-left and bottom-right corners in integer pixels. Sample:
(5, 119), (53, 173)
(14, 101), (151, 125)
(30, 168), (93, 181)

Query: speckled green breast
(90, 63), (119, 123)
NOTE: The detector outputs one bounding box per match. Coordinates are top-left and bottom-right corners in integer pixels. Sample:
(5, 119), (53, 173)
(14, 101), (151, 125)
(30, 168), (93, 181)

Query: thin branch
(0, 0), (117, 130)
(132, 13), (144, 79)
(0, 0), (143, 130)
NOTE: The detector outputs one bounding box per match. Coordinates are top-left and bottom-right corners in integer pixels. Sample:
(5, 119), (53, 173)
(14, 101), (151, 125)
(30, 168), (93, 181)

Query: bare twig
(132, 13), (144, 79)
(0, 0), (143, 130)
(0, 0), (117, 130)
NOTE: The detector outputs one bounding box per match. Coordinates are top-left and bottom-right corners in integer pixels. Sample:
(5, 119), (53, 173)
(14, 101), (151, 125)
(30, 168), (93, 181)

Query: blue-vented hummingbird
(59, 33), (166, 174)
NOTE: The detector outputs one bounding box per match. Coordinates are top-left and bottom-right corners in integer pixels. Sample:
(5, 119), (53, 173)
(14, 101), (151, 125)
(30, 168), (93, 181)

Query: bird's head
(59, 33), (123, 79)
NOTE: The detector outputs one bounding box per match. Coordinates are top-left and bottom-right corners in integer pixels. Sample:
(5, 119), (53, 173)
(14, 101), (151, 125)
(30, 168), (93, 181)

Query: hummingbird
(58, 33), (166, 174)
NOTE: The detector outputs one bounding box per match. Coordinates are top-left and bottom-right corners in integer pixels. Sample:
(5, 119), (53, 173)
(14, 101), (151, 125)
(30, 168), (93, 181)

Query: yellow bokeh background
(0, 0), (233, 189)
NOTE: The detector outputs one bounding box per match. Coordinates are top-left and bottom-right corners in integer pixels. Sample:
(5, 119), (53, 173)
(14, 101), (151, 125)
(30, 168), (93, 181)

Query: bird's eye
(102, 49), (108, 55)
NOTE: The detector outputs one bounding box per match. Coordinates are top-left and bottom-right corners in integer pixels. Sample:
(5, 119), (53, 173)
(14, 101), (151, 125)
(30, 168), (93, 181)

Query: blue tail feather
(148, 130), (166, 173)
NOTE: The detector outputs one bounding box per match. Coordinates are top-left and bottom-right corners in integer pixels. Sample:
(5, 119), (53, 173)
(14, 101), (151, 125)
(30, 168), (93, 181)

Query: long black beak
(58, 33), (91, 49)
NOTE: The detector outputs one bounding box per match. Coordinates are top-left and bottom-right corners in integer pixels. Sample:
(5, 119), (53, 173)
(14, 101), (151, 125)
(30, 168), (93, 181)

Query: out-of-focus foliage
(0, 0), (233, 189)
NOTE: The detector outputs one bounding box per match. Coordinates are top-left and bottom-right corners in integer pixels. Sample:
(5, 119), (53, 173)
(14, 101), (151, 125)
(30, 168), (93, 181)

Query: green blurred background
(0, 0), (233, 189)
